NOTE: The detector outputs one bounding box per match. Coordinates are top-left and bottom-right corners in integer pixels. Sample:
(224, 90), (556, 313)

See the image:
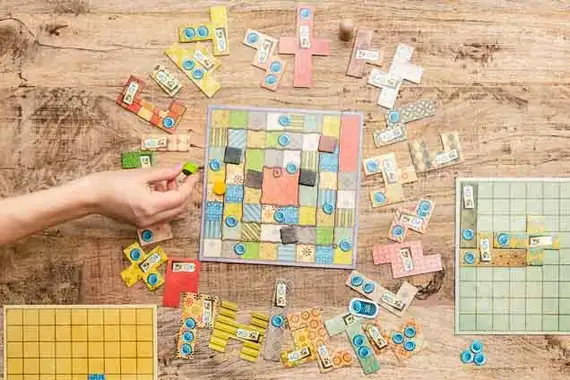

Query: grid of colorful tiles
(199, 105), (364, 268)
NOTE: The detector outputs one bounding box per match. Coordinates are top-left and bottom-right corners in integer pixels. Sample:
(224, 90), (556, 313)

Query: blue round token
(234, 243), (246, 255)
(192, 69), (204, 80)
(460, 350), (474, 364)
(339, 239), (351, 252)
(473, 352), (486, 366)
(183, 59), (195, 71)
(351, 300), (362, 313)
(181, 344), (192, 355)
(388, 111), (400, 123)
(265, 74), (277, 85)
(163, 117), (175, 129)
(417, 208), (429, 218)
(374, 192), (387, 204)
(209, 159), (221, 171)
(419, 200), (431, 212)
(362, 282), (375, 294)
(352, 334), (365, 347)
(286, 163), (298, 174)
(462, 229), (474, 240)
(184, 318), (196, 329)
(392, 225), (405, 237)
(271, 315), (284, 328)
(404, 326), (416, 338)
(278, 134), (290, 146)
(279, 114), (291, 126)
(197, 26), (209, 37)
(366, 161), (378, 173)
(184, 28), (196, 39)
(498, 233), (509, 246)
(350, 274), (363, 287)
(183, 331), (194, 342)
(323, 202), (334, 215)
(225, 216), (238, 227)
(129, 248), (142, 261)
(300, 8), (311, 19)
(404, 340), (416, 352)
(274, 210), (285, 223)
(358, 346), (371, 358)
(392, 332), (404, 345)
(147, 273), (158, 286)
(141, 230), (153, 242)
(270, 61), (283, 73)
(247, 32), (259, 44)
(470, 340), (483, 354)
(464, 251), (476, 264)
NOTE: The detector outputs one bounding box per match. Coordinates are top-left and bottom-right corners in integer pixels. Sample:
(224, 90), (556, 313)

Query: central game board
(200, 105), (364, 268)
(455, 178), (570, 334)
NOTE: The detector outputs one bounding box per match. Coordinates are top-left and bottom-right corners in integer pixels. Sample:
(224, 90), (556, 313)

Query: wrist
(71, 173), (104, 216)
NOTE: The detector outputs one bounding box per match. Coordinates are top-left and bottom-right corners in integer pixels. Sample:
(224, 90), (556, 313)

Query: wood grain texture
(1, 0), (570, 378)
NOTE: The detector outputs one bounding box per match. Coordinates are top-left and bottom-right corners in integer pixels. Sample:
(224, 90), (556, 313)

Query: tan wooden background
(1, 0), (569, 378)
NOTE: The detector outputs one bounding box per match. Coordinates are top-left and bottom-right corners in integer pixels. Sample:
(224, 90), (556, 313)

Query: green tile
(477, 282), (493, 298)
(493, 182), (510, 198)
(510, 216), (527, 232)
(477, 199), (493, 214)
(476, 298), (492, 313)
(561, 199), (570, 215)
(121, 151), (153, 169)
(477, 267), (493, 282)
(543, 315), (559, 331)
(510, 182), (526, 198)
(460, 267), (477, 282)
(526, 282), (543, 298)
(543, 282), (559, 298)
(526, 298), (542, 314)
(543, 250), (560, 265)
(316, 227), (334, 245)
(559, 316), (570, 331)
(560, 299), (570, 314)
(527, 182), (543, 198)
(477, 182), (493, 198)
(476, 314), (493, 331)
(544, 182), (560, 198)
(526, 266), (543, 282)
(493, 282), (509, 298)
(510, 268), (526, 282)
(299, 185), (318, 207)
(459, 298), (476, 313)
(493, 268), (510, 281)
(229, 110), (249, 129)
(526, 315), (542, 331)
(510, 314), (526, 331)
(510, 298), (525, 314)
(510, 282), (526, 298)
(544, 199), (560, 215)
(460, 282), (477, 298)
(543, 299), (559, 314)
(543, 265), (559, 281)
(561, 183), (570, 198)
(243, 242), (260, 260)
(493, 299), (509, 314)
(526, 199), (542, 215)
(458, 314), (476, 331)
(245, 149), (264, 171)
(493, 199), (509, 214)
(560, 265), (570, 281)
(493, 314), (509, 331)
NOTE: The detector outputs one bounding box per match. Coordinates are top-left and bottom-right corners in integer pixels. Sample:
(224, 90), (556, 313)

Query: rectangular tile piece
(460, 182), (478, 248)
(345, 321), (380, 374)
(346, 28), (382, 78)
(263, 279), (292, 361)
(141, 134), (191, 152)
(384, 100), (436, 129)
(243, 29), (287, 91)
(150, 64), (182, 97)
(324, 312), (361, 336)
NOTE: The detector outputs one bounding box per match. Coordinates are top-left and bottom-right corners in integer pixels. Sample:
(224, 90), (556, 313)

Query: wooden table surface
(1, 0), (570, 379)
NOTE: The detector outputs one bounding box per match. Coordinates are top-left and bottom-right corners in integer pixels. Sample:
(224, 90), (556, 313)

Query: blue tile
(228, 129), (247, 149)
(318, 189), (337, 207)
(276, 206), (299, 224)
(205, 201), (223, 220)
(278, 244), (296, 261)
(319, 152), (339, 172)
(315, 246), (333, 264)
(243, 203), (262, 222)
(225, 185), (244, 203)
(204, 220), (222, 238)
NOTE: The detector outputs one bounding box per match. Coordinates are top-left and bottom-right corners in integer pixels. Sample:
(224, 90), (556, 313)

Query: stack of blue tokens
(460, 340), (487, 366)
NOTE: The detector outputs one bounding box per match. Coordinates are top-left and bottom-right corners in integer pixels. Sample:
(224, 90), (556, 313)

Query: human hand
(83, 165), (200, 228)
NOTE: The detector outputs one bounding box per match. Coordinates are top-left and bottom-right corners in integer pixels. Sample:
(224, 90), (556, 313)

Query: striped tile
(336, 209), (355, 227)
(209, 128), (227, 146)
(278, 244), (296, 261)
(204, 220), (222, 239)
(242, 223), (261, 241)
(243, 204), (262, 223)
(228, 129), (247, 149)
(301, 151), (319, 171)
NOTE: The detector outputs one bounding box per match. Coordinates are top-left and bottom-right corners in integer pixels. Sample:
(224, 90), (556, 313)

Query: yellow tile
(120, 308), (137, 324)
(259, 243), (278, 260)
(121, 358), (137, 374)
(334, 247), (353, 265)
(106, 375), (121, 380)
(7, 358), (23, 374)
(23, 325), (39, 341)
(7, 342), (23, 357)
(120, 341), (137, 357)
(39, 342), (55, 357)
(105, 341), (121, 358)
(138, 375), (154, 380)
(244, 187), (261, 203)
(7, 325), (23, 341)
(6, 308), (23, 325)
(87, 309), (104, 325)
(137, 341), (154, 358)
(57, 376), (72, 380)
(120, 325), (137, 341)
(88, 341), (104, 357)
(104, 325), (120, 341)
(137, 358), (154, 374)
(55, 325), (71, 341)
(56, 342), (71, 357)
(299, 206), (317, 226)
(317, 210), (335, 227)
(55, 357), (71, 374)
(23, 375), (39, 380)
(39, 325), (55, 341)
(319, 172), (337, 189)
(247, 130), (266, 148)
(137, 106), (154, 122)
(72, 375), (85, 380)
(37, 309), (55, 326)
(22, 309), (39, 325)
(136, 308), (154, 325)
(137, 325), (153, 341)
(223, 203), (243, 220)
(71, 358), (87, 374)
(71, 309), (88, 325)
(23, 358), (39, 374)
(71, 341), (87, 357)
(71, 325), (88, 341)
(322, 115), (341, 137)
(9, 375), (24, 380)
(39, 358), (56, 374)
(120, 375), (137, 380)
(105, 357), (121, 374)
(88, 325), (104, 341)
(23, 342), (39, 357)
(55, 309), (71, 325)
(104, 309), (121, 325)
(88, 358), (104, 373)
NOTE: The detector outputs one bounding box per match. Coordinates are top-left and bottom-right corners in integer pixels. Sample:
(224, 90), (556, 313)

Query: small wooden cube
(224, 146), (242, 165)
(299, 169), (317, 187)
(280, 226), (298, 245)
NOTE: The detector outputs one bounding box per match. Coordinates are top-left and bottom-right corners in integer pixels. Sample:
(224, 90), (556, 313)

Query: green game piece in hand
(182, 161), (199, 176)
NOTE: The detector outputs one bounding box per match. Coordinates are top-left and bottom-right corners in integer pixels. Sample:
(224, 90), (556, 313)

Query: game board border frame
(199, 104), (364, 269)
(454, 177), (570, 335)
(3, 304), (159, 379)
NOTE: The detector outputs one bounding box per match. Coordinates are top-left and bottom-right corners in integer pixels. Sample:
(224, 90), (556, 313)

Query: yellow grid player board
(4, 305), (157, 380)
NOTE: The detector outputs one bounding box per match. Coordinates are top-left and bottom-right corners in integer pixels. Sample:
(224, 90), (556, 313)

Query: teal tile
(458, 314), (476, 332)
(526, 199), (542, 215)
(526, 266), (543, 282)
(459, 298), (476, 313)
(561, 199), (570, 215)
(510, 298), (525, 314)
(561, 182), (570, 198)
(460, 282), (477, 298)
(543, 299), (559, 315)
(560, 299), (570, 314)
(493, 215), (510, 230)
(478, 182), (493, 198)
(460, 267), (477, 282)
(477, 267), (493, 282)
(527, 182), (543, 198)
(510, 314), (526, 331)
(544, 182), (560, 199)
(476, 297), (492, 314)
(299, 185), (318, 207)
(543, 265), (559, 281)
(526, 282), (543, 298)
(477, 199), (493, 214)
(493, 314), (509, 331)
(526, 315), (542, 331)
(559, 316), (570, 332)
(493, 282), (509, 298)
(544, 199), (559, 215)
(510, 216), (527, 232)
(543, 250), (560, 265)
(510, 282), (526, 298)
(543, 282), (559, 298)
(510, 268), (526, 282)
(493, 299), (509, 314)
(493, 182), (510, 198)
(526, 298), (542, 314)
(493, 268), (510, 282)
(493, 199), (509, 214)
(477, 282), (493, 298)
(476, 314), (493, 331)
(560, 265), (570, 281)
(543, 315), (559, 331)
(510, 182), (526, 198)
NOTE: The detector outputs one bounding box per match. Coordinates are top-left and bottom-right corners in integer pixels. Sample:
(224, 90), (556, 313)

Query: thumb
(142, 165), (182, 183)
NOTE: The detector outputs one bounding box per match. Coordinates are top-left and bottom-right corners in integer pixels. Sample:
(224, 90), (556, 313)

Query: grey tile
(280, 226), (298, 245)
(264, 149), (284, 167)
(297, 227), (316, 244)
(338, 172), (358, 190)
(248, 111), (266, 130)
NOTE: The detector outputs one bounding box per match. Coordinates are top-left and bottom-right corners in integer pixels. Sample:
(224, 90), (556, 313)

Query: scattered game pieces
(279, 5), (331, 88)
(324, 312), (361, 336)
(346, 28), (383, 78)
(120, 242), (168, 291)
(318, 348), (354, 373)
(209, 301), (269, 362)
(409, 131), (463, 172)
(366, 153), (418, 208)
(345, 320), (380, 375)
(182, 161), (200, 176)
(165, 43), (221, 98)
(386, 198), (436, 242)
(137, 223), (173, 246)
(200, 105), (364, 269)
(263, 279), (293, 361)
(176, 293), (220, 359)
(162, 258), (200, 308)
(280, 307), (328, 368)
(373, 100), (436, 147)
(373, 240), (443, 278)
(178, 6), (229, 56)
(121, 151), (154, 169)
(346, 270), (418, 317)
(363, 323), (389, 354)
(388, 318), (426, 361)
(243, 29), (287, 91)
(460, 340), (486, 366)
(141, 134), (191, 152)
(150, 64), (182, 97)
(339, 19), (354, 41)
(116, 75), (186, 133)
(4, 304), (157, 379)
(368, 44), (423, 109)
(349, 298), (379, 319)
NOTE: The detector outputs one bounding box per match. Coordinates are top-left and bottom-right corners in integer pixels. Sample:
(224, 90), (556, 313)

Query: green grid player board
(455, 178), (570, 334)
(199, 105), (364, 268)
